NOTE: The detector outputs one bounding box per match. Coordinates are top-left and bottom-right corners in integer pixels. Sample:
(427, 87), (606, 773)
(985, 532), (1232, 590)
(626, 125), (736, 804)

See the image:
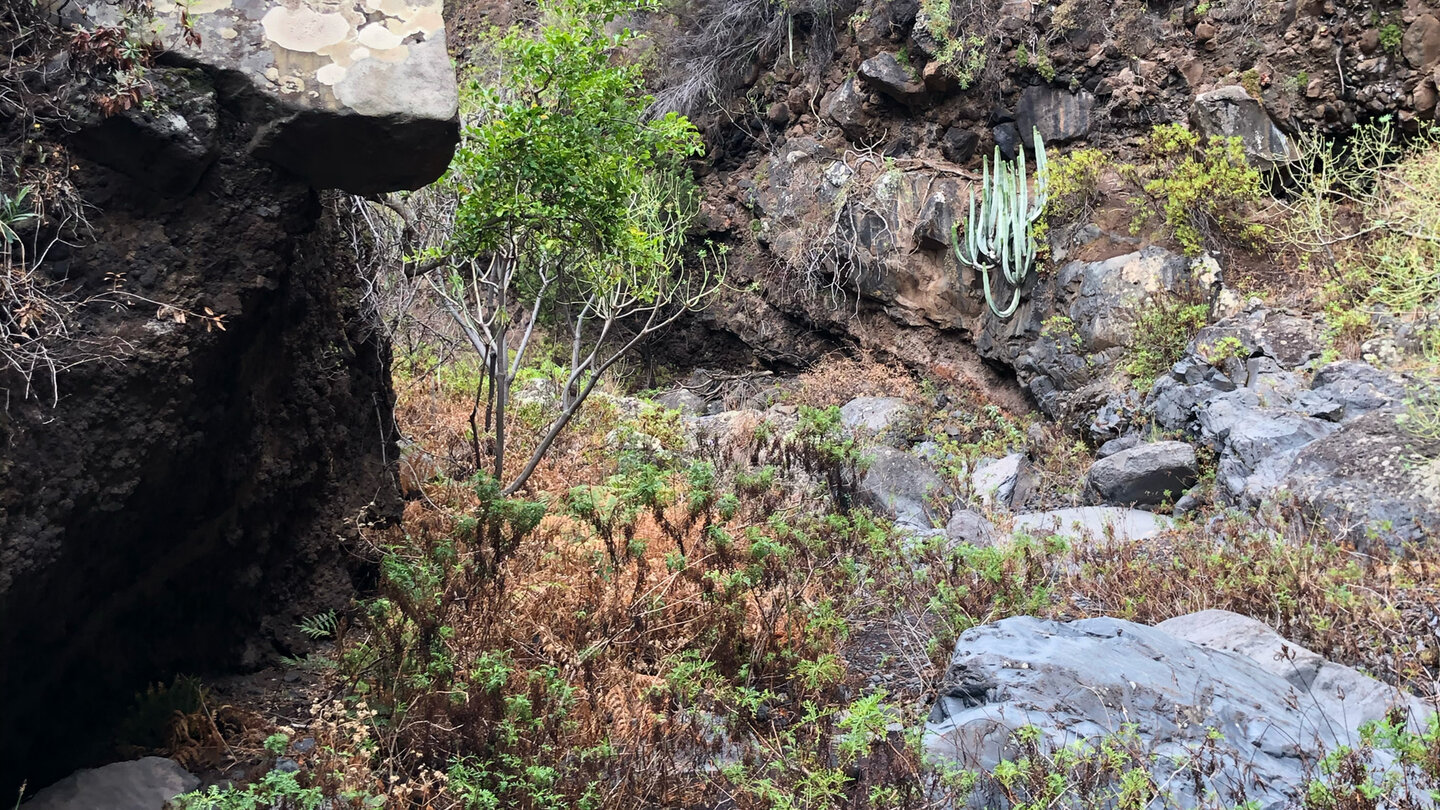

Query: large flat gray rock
(23, 757), (197, 810)
(946, 509), (998, 547)
(1157, 609), (1433, 723)
(63, 0), (458, 192)
(926, 615), (1428, 808)
(1011, 506), (1168, 542)
(857, 53), (924, 103)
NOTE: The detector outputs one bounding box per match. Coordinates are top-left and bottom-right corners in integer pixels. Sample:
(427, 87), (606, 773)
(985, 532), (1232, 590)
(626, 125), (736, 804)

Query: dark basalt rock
(0, 68), (401, 794)
(66, 67), (220, 197)
(1085, 440), (1199, 506)
(992, 122), (1022, 160)
(857, 53), (926, 104)
(939, 126), (979, 164)
(1015, 85), (1094, 144)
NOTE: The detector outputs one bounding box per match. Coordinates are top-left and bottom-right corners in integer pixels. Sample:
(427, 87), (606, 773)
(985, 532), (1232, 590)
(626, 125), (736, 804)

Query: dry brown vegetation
(787, 350), (922, 409)
(160, 356), (1440, 809)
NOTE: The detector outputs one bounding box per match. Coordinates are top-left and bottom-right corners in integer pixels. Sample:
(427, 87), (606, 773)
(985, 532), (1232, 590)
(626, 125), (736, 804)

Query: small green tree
(421, 0), (722, 495)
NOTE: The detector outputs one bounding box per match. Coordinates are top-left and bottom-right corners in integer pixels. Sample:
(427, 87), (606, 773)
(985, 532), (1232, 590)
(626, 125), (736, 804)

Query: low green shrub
(1127, 124), (1267, 256)
(1379, 22), (1404, 54)
(1125, 298), (1209, 388)
(172, 769), (326, 810)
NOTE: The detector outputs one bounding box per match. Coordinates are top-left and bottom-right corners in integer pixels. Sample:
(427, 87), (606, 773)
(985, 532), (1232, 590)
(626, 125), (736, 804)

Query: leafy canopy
(446, 0), (703, 271)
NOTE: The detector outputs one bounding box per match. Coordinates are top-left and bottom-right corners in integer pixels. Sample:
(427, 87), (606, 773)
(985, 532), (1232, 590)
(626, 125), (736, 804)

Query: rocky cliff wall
(682, 0), (1433, 391)
(0, 0), (458, 791)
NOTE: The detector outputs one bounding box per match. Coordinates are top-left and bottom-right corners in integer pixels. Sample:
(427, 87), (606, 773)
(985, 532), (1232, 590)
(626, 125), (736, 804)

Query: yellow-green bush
(1037, 125), (1267, 258)
(1127, 124), (1267, 256)
(1043, 147), (1108, 225)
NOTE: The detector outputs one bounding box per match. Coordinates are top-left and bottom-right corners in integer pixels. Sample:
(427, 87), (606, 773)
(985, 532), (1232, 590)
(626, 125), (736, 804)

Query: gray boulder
(860, 447), (948, 531)
(1085, 441), (1198, 506)
(926, 615), (1427, 808)
(64, 0), (459, 192)
(1308, 360), (1410, 420)
(1196, 389), (1337, 501)
(655, 388), (708, 417)
(23, 757), (198, 810)
(1190, 308), (1324, 371)
(1061, 247), (1188, 350)
(946, 509), (999, 547)
(1147, 308), (1434, 532)
(1295, 389), (1347, 421)
(825, 78), (872, 141)
(1015, 85), (1094, 144)
(1172, 489), (1203, 516)
(1192, 85), (1300, 170)
(1011, 506), (1169, 542)
(1283, 410), (1440, 547)
(857, 53), (925, 103)
(992, 122), (1021, 160)
(913, 191), (955, 250)
(971, 453), (1025, 508)
(1148, 306), (1354, 506)
(839, 396), (915, 435)
(1095, 434), (1142, 458)
(1404, 14), (1440, 70)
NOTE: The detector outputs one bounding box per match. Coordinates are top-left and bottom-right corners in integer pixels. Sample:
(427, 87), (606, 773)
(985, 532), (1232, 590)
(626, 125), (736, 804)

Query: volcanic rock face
(927, 613), (1430, 807)
(59, 0), (459, 193)
(0, 133), (401, 791)
(0, 13), (453, 784)
(1192, 85), (1301, 169)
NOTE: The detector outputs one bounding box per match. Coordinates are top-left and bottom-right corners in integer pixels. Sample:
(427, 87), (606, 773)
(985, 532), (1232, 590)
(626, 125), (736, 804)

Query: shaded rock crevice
(0, 74), (403, 794)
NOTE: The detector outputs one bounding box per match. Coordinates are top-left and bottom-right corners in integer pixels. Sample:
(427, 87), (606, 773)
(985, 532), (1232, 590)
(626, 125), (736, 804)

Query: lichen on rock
(59, 0), (459, 192)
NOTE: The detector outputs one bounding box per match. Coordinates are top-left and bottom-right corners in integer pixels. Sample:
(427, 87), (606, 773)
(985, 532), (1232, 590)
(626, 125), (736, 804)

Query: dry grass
(646, 0), (840, 117)
(173, 360), (1440, 809)
(869, 503), (1440, 705)
(205, 377), (912, 808)
(787, 350), (922, 409)
(1062, 509), (1440, 696)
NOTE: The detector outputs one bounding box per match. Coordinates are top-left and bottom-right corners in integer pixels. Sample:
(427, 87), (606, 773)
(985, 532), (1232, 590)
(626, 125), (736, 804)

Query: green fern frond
(298, 609), (339, 640)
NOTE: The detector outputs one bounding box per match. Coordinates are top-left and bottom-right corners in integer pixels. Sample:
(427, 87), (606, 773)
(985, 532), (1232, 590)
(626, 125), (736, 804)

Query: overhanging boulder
(61, 0), (459, 193)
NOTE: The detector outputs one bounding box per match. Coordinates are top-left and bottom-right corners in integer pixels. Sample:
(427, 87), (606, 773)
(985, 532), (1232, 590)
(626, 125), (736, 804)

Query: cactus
(952, 128), (1048, 318)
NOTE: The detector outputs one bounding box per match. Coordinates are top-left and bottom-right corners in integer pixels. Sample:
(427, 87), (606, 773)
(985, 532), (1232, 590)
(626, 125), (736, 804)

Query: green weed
(1126, 299), (1209, 389)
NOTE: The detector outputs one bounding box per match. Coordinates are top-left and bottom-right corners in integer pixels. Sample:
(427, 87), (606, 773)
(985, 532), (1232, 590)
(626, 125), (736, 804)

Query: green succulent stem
(952, 128), (1048, 318)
